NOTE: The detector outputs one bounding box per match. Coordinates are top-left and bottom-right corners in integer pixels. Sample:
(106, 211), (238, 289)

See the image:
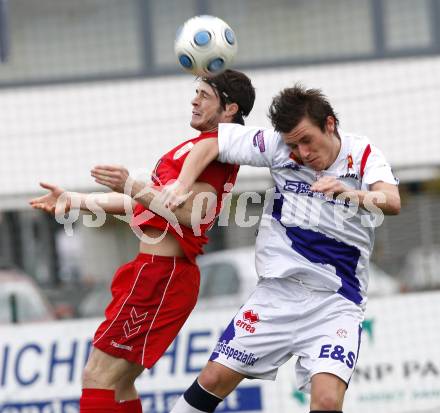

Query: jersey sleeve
(361, 144), (398, 187)
(217, 123), (277, 167)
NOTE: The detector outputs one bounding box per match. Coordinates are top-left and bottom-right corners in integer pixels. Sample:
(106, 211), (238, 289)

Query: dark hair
(268, 84), (339, 133)
(201, 69), (255, 125)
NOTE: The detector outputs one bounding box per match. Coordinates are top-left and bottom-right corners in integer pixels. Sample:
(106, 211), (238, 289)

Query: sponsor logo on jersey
(344, 154), (358, 177)
(284, 180), (351, 207)
(347, 154), (354, 170)
(339, 173), (359, 180)
(281, 162), (301, 171)
(252, 130), (266, 152)
(173, 142), (194, 159)
(284, 180), (311, 194)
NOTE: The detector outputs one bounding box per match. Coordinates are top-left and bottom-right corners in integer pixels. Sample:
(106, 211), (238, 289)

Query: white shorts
(209, 277), (364, 393)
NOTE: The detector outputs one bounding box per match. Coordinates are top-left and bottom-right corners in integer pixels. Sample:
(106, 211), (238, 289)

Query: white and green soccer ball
(175, 15), (238, 77)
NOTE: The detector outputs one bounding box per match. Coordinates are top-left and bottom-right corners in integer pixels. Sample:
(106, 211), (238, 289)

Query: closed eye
(195, 89), (210, 99)
(300, 137), (311, 144)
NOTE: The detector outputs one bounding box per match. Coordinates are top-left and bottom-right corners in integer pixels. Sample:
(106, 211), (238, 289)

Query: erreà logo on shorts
(111, 340), (133, 352)
(236, 309), (259, 333)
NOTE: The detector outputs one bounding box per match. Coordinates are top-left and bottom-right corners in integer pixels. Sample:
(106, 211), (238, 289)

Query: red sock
(79, 389), (117, 412)
(117, 398), (143, 413)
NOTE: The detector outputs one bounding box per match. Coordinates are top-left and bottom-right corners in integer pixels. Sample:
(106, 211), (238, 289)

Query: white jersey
(218, 123), (398, 307)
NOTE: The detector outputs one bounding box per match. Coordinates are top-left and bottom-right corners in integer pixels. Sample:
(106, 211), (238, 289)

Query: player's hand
(29, 182), (70, 214)
(158, 180), (193, 211)
(310, 176), (348, 197)
(91, 165), (132, 194)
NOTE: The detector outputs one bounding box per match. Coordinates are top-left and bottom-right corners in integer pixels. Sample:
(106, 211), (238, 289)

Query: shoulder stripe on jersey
(360, 144), (371, 178)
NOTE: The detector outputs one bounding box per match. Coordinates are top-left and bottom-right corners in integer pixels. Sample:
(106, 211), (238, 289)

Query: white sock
(170, 395), (206, 413)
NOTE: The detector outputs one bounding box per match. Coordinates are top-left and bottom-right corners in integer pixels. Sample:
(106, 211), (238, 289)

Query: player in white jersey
(167, 85), (400, 413)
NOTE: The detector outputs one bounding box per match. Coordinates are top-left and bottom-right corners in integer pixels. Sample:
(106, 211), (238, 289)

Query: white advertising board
(1, 291), (440, 413)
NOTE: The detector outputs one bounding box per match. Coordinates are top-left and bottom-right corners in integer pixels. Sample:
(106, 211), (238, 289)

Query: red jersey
(132, 131), (239, 263)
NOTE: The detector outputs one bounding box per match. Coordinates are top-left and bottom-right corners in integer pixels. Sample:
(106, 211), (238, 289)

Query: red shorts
(93, 253), (200, 368)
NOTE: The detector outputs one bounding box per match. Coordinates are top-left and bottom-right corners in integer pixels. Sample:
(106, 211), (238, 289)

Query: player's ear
(224, 102), (239, 120)
(326, 115), (335, 134)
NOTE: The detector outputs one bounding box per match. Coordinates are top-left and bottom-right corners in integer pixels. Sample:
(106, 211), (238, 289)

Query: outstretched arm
(91, 165), (218, 228)
(29, 182), (134, 215)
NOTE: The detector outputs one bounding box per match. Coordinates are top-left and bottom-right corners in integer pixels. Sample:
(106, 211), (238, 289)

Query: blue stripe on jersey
(272, 187), (362, 304)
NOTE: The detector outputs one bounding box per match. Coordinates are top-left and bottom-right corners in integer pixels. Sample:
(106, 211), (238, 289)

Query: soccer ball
(174, 15), (238, 77)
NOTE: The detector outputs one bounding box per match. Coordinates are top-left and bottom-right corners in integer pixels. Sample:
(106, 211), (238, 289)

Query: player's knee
(311, 392), (342, 411)
(198, 365), (223, 394)
(198, 362), (244, 398)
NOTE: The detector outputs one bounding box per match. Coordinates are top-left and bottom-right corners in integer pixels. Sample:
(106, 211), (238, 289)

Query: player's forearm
(130, 181), (206, 228)
(68, 191), (135, 214)
(340, 189), (401, 215)
(178, 138), (219, 191)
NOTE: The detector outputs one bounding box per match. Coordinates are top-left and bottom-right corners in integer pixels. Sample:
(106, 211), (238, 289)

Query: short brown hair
(202, 69), (256, 125)
(268, 84), (339, 133)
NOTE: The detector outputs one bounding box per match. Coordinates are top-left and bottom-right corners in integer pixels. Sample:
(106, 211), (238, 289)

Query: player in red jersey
(29, 69), (255, 413)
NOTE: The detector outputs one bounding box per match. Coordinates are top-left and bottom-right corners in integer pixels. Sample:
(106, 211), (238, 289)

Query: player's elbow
(386, 196), (401, 215)
(389, 204), (401, 215)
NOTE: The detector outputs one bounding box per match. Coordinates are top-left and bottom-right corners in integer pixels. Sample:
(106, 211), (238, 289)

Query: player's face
(190, 81), (228, 132)
(282, 116), (340, 171)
